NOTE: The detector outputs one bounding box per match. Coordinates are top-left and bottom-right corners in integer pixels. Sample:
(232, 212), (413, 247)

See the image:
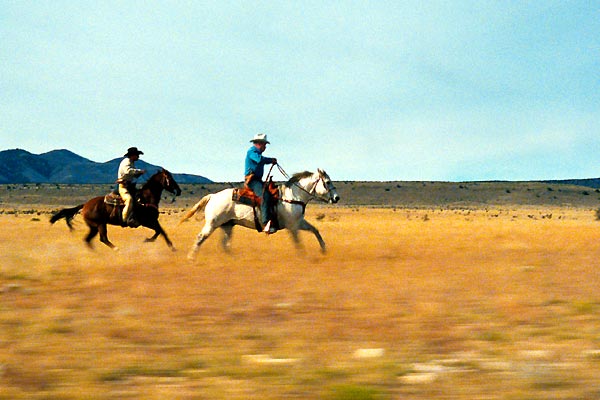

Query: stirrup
(125, 214), (139, 228)
(262, 220), (276, 234)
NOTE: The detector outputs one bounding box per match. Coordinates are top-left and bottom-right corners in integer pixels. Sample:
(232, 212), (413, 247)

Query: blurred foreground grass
(1, 206), (600, 399)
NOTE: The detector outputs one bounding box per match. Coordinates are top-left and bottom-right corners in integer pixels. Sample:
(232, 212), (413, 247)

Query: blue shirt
(245, 146), (274, 179)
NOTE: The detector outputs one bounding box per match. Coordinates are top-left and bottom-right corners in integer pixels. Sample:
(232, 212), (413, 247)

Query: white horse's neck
(281, 173), (320, 203)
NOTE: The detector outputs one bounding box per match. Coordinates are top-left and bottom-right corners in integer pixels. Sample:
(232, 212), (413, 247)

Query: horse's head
(284, 169), (340, 204)
(315, 169), (340, 204)
(158, 168), (182, 196)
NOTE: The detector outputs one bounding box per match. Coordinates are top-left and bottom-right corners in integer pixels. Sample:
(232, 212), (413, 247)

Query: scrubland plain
(1, 183), (600, 399)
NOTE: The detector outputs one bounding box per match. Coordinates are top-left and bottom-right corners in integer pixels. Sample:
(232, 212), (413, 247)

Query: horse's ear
(317, 168), (324, 175)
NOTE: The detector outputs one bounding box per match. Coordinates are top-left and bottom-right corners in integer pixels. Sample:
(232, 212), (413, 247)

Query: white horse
(181, 169), (340, 260)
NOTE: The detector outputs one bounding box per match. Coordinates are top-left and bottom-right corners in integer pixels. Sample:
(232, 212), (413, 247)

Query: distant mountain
(542, 178), (600, 189)
(0, 149), (212, 184)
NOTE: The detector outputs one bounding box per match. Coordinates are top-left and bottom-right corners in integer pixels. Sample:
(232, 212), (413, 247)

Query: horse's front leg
(298, 219), (327, 253)
(219, 224), (234, 253)
(145, 221), (175, 251)
(287, 228), (305, 252)
(145, 231), (160, 242)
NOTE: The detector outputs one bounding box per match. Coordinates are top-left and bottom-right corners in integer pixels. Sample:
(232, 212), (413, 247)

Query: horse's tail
(179, 194), (211, 224)
(50, 204), (84, 231)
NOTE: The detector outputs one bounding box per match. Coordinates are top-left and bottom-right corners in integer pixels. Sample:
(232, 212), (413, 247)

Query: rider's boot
(120, 212), (128, 227)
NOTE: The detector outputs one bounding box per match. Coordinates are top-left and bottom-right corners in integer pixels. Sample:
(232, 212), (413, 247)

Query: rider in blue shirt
(245, 133), (277, 233)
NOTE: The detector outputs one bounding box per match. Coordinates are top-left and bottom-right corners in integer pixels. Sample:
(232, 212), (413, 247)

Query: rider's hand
(272, 158), (277, 165)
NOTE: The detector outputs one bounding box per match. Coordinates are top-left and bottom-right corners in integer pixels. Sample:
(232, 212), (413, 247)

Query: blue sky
(1, 1), (598, 182)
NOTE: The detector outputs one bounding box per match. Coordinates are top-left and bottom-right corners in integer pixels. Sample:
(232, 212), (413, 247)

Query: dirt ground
(1, 205), (600, 399)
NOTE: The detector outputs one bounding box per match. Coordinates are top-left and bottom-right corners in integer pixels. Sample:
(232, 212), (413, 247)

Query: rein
(139, 171), (176, 206)
(139, 175), (162, 206)
(276, 164), (290, 180)
(142, 203), (159, 211)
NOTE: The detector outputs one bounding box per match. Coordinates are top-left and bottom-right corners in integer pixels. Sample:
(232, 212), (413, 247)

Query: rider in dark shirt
(244, 133), (277, 233)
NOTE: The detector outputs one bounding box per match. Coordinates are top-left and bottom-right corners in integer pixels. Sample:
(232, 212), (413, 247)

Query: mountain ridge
(2, 148), (599, 188)
(0, 148), (212, 184)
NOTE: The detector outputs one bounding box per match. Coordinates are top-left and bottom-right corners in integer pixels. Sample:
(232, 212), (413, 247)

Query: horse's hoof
(112, 246), (120, 252)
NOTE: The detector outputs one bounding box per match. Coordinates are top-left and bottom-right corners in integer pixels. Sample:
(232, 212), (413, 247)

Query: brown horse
(50, 169), (182, 250)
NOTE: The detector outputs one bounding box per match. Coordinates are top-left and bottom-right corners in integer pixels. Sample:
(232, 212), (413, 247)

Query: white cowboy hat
(250, 133), (270, 144)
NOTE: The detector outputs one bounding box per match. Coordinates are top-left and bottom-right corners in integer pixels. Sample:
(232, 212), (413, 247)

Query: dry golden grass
(1, 205), (600, 399)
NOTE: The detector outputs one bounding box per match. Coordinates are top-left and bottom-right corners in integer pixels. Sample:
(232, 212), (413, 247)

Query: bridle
(305, 174), (336, 203)
(161, 171), (172, 190)
(159, 170), (180, 202)
(272, 164), (336, 206)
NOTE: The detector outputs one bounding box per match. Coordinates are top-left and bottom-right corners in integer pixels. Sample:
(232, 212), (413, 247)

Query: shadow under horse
(50, 169), (181, 250)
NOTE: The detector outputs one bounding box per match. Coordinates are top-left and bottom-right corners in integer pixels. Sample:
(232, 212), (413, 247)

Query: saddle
(232, 179), (281, 205)
(104, 187), (145, 227)
(104, 192), (124, 206)
(104, 192), (144, 226)
(232, 187), (261, 206)
(266, 179), (281, 202)
(232, 179), (281, 232)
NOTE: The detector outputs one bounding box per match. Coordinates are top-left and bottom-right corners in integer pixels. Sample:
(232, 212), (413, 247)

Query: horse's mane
(140, 169), (167, 189)
(285, 171), (313, 186)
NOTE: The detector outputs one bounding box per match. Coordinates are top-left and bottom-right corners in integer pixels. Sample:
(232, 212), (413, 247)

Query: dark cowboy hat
(124, 147), (144, 157)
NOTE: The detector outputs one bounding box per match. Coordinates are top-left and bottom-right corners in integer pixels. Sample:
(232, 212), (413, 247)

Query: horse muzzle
(329, 195), (340, 204)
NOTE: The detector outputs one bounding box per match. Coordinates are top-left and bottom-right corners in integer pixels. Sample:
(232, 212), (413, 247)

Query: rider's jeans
(247, 179), (271, 226)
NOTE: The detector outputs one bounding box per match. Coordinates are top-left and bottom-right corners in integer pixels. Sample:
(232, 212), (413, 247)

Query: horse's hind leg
(84, 226), (99, 248)
(98, 224), (117, 250)
(187, 221), (217, 260)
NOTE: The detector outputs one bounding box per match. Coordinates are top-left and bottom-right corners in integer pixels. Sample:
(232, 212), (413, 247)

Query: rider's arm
(118, 159), (145, 182)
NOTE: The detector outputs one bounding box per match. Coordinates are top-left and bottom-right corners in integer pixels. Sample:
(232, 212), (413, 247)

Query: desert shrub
(326, 384), (385, 400)
(572, 301), (596, 315)
(478, 331), (508, 342)
(99, 366), (183, 382)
